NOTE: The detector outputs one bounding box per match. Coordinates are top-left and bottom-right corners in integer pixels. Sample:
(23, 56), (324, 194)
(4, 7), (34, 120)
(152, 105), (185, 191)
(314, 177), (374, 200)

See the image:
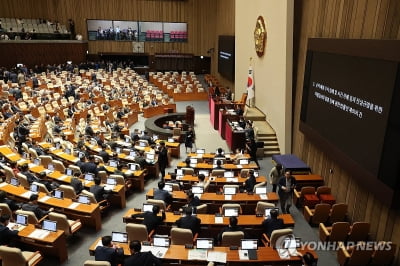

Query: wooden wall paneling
(363, 0), (381, 38)
(384, 0), (400, 39)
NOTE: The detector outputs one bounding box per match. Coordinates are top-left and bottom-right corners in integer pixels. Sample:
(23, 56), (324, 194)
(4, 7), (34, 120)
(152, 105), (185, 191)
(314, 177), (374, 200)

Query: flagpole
(248, 57), (252, 107)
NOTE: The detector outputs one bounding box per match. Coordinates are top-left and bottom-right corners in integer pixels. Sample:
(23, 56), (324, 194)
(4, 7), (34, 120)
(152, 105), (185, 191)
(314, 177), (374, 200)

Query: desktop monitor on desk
(153, 235), (170, 247)
(142, 203), (154, 212)
(115, 147), (121, 154)
(224, 171), (234, 178)
(47, 163), (54, 171)
(30, 183), (39, 193)
(16, 214), (28, 226)
(64, 148), (71, 155)
(10, 177), (19, 186)
(167, 138), (174, 143)
(239, 159), (249, 165)
(52, 189), (64, 199)
(129, 150), (136, 157)
(128, 163), (139, 171)
(84, 173), (95, 182)
(241, 239), (258, 250)
(33, 158), (40, 165)
(139, 141), (147, 147)
(78, 152), (85, 159)
(78, 195), (91, 204)
(146, 153), (155, 161)
(191, 186), (204, 194)
(223, 186), (237, 195)
(65, 168), (73, 176)
(106, 178), (117, 186)
(196, 149), (205, 154)
(196, 238), (214, 249)
(42, 220), (57, 232)
(255, 187), (267, 195)
(108, 160), (118, 168)
(190, 158), (198, 164)
(175, 169), (183, 176)
(223, 207), (239, 217)
(164, 183), (173, 192)
(111, 232), (128, 243)
(198, 170), (209, 177)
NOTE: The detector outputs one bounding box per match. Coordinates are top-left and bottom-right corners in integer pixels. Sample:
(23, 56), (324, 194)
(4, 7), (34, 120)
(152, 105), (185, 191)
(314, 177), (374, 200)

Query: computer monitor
(22, 152), (29, 159)
(239, 159), (249, 165)
(106, 178), (117, 185)
(164, 183), (173, 192)
(42, 220), (57, 232)
(191, 186), (204, 194)
(125, 136), (130, 143)
(190, 158), (198, 164)
(196, 238), (214, 249)
(167, 138), (174, 143)
(33, 158), (40, 165)
(224, 171), (234, 178)
(108, 160), (118, 167)
(115, 147), (121, 154)
(64, 148), (71, 155)
(223, 207), (239, 217)
(78, 152), (85, 159)
(152, 135), (159, 141)
(255, 187), (267, 195)
(265, 208), (274, 218)
(223, 186), (237, 195)
(16, 214), (28, 225)
(10, 177), (19, 186)
(78, 195), (91, 204)
(52, 190), (64, 199)
(253, 171), (259, 177)
(128, 163), (138, 171)
(30, 183), (39, 193)
(198, 170), (209, 177)
(55, 142), (61, 149)
(111, 232), (128, 243)
(241, 239), (258, 250)
(65, 168), (73, 176)
(139, 141), (147, 147)
(146, 153), (155, 160)
(47, 163), (54, 171)
(84, 173), (94, 181)
(129, 150), (136, 157)
(196, 149), (205, 154)
(176, 169), (183, 176)
(153, 235), (170, 247)
(142, 203), (153, 212)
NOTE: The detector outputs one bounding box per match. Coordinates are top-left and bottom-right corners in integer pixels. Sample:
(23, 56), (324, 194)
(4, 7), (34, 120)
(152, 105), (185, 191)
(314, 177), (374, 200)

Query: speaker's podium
(186, 105), (194, 125)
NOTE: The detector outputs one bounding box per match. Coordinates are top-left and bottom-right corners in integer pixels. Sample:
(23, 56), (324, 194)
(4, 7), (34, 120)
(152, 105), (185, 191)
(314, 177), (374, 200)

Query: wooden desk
(225, 122), (246, 151)
(0, 183), (102, 231)
(18, 224), (68, 262)
(293, 174), (324, 189)
(187, 152), (250, 161)
(143, 104), (176, 118)
(219, 109), (239, 139)
(89, 240), (315, 265)
(176, 162), (259, 172)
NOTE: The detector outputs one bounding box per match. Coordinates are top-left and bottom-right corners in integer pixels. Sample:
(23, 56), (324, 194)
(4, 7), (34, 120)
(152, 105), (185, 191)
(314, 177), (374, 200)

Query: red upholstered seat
(304, 194), (320, 209)
(319, 194), (336, 205)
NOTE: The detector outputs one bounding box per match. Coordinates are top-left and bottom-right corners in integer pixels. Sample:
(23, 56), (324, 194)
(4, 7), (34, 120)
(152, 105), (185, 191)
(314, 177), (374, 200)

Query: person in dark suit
(124, 240), (161, 266)
(157, 141), (168, 179)
(175, 207), (201, 235)
(243, 169), (257, 192)
(186, 192), (201, 208)
(21, 194), (53, 219)
(217, 216), (246, 244)
(0, 190), (20, 211)
(94, 235), (124, 266)
(81, 155), (98, 174)
(278, 170), (297, 214)
(153, 181), (172, 204)
(215, 148), (225, 158)
(90, 177), (108, 202)
(261, 208), (284, 238)
(20, 164), (40, 184)
(0, 214), (19, 246)
(99, 144), (110, 164)
(70, 173), (83, 194)
(131, 205), (166, 232)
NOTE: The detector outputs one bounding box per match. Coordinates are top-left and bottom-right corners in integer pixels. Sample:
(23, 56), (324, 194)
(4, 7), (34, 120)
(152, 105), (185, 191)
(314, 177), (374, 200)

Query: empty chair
(293, 186), (316, 207)
(39, 155), (53, 168)
(262, 228), (293, 248)
(337, 241), (374, 266)
(304, 203), (331, 225)
(172, 128), (181, 142)
(146, 199), (168, 212)
(221, 231), (244, 247)
(48, 212), (82, 236)
(211, 169), (225, 177)
(328, 203), (348, 224)
(255, 201), (275, 215)
(222, 184), (239, 194)
(196, 204), (208, 214)
(3, 165), (15, 183)
(126, 223), (154, 242)
(32, 181), (51, 195)
(68, 165), (82, 175)
(28, 148), (39, 159)
(369, 241), (396, 266)
(58, 185), (77, 199)
(109, 174), (125, 185)
(170, 227), (196, 245)
(16, 173), (30, 188)
(347, 222), (370, 242)
(0, 203), (13, 217)
(319, 222), (350, 242)
(221, 203), (242, 215)
(97, 171), (108, 183)
(83, 260), (111, 266)
(0, 246), (43, 266)
(317, 186), (336, 205)
(239, 169), (250, 178)
(52, 160), (66, 173)
(182, 167), (194, 175)
(253, 182), (266, 192)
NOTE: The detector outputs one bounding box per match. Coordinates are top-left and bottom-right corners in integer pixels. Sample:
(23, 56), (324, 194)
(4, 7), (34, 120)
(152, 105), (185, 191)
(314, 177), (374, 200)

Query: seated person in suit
(261, 208), (284, 238)
(94, 235), (124, 266)
(90, 177), (109, 202)
(153, 181), (172, 205)
(131, 205), (166, 232)
(0, 190), (20, 211)
(0, 214), (19, 246)
(214, 159), (223, 169)
(215, 148), (225, 158)
(20, 163), (40, 184)
(217, 216), (246, 244)
(243, 169), (257, 192)
(70, 172), (83, 194)
(81, 155), (98, 175)
(186, 191), (201, 209)
(196, 173), (207, 187)
(21, 194), (54, 219)
(99, 144), (110, 164)
(175, 207), (201, 235)
(124, 240), (161, 266)
(167, 173), (182, 189)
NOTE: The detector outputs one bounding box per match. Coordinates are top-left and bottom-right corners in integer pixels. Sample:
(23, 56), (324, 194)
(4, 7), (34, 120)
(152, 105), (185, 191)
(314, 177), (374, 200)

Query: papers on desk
(259, 194), (268, 200)
(17, 159), (29, 164)
(207, 251), (227, 263)
(188, 249), (207, 261)
(49, 147), (56, 151)
(0, 182), (7, 188)
(104, 185), (115, 191)
(238, 250), (250, 260)
(141, 246), (168, 258)
(68, 202), (80, 209)
(28, 229), (50, 239)
(7, 152), (16, 157)
(236, 165), (243, 169)
(21, 191), (34, 199)
(7, 222), (26, 231)
(214, 216), (223, 224)
(38, 195), (50, 203)
(226, 177), (238, 182)
(224, 195), (232, 200)
(28, 163), (37, 168)
(58, 175), (69, 181)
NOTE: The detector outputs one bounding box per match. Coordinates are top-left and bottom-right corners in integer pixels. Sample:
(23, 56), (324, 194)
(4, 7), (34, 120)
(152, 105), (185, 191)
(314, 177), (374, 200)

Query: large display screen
(218, 35), (235, 81)
(300, 39), (400, 205)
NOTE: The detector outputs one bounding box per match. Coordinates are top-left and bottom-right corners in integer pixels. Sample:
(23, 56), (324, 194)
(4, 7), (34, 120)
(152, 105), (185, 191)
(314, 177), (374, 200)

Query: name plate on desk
(68, 202), (80, 209)
(0, 182), (7, 188)
(215, 216), (223, 224)
(38, 196), (50, 202)
(226, 178), (238, 182)
(224, 195), (232, 200)
(58, 175), (69, 181)
(259, 194), (268, 200)
(236, 165), (243, 169)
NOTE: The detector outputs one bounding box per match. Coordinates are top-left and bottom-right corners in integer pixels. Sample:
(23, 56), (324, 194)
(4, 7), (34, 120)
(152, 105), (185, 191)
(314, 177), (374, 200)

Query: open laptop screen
(196, 238), (214, 249)
(65, 168), (73, 176)
(255, 187), (267, 194)
(192, 186), (204, 194)
(111, 232), (128, 243)
(224, 207), (239, 217)
(142, 203), (153, 212)
(128, 163), (138, 171)
(30, 183), (39, 193)
(239, 159), (249, 165)
(42, 220), (57, 232)
(241, 239), (258, 250)
(16, 214), (28, 225)
(224, 171), (234, 178)
(109, 160), (118, 167)
(52, 190), (64, 199)
(10, 177), (19, 186)
(198, 170), (209, 177)
(78, 195), (91, 204)
(153, 236), (170, 247)
(223, 186), (237, 195)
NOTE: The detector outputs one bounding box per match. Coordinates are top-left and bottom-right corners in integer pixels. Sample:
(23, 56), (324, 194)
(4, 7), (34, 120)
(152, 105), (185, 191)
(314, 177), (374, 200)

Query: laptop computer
(198, 170), (209, 177)
(65, 168), (73, 176)
(164, 183), (173, 192)
(241, 239), (258, 260)
(255, 187), (267, 195)
(84, 173), (95, 182)
(10, 177), (19, 186)
(128, 163), (139, 171)
(52, 189), (64, 199)
(176, 169), (183, 176)
(223, 186), (237, 195)
(190, 158), (198, 164)
(224, 207), (239, 217)
(111, 231), (128, 243)
(153, 235), (170, 247)
(30, 183), (39, 193)
(224, 171), (234, 178)
(78, 195), (91, 204)
(16, 214), (28, 226)
(167, 138), (174, 143)
(22, 152), (29, 159)
(141, 203), (153, 213)
(196, 238), (214, 249)
(239, 159), (249, 165)
(192, 186), (204, 194)
(115, 147), (121, 154)
(108, 160), (118, 168)
(33, 158), (40, 165)
(42, 220), (57, 232)
(196, 149), (205, 154)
